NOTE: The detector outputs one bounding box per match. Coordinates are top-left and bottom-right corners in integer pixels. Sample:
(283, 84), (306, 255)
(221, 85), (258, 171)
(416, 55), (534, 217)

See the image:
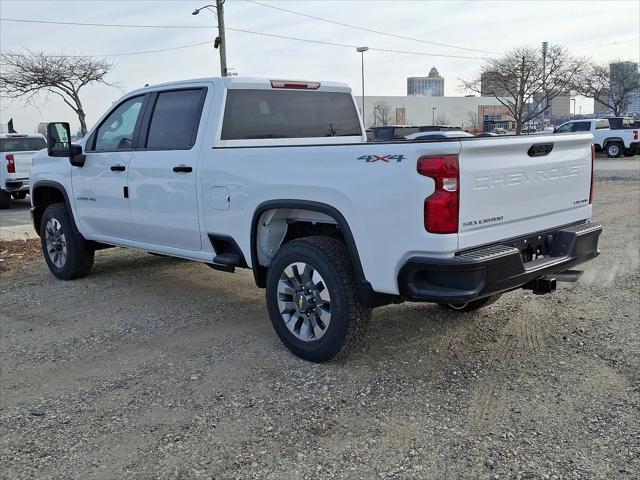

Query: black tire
(12, 191), (27, 200)
(266, 236), (371, 363)
(605, 142), (623, 158)
(439, 294), (502, 312)
(40, 202), (95, 280)
(0, 189), (10, 209)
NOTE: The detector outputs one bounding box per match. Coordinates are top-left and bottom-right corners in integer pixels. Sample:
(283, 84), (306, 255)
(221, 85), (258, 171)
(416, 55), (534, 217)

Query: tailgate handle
(528, 143), (554, 157)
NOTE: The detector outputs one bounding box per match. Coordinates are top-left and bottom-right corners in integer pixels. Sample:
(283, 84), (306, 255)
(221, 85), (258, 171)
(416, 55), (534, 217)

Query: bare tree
(466, 110), (478, 130)
(434, 112), (450, 125)
(461, 45), (586, 134)
(369, 102), (393, 126)
(573, 61), (640, 116)
(0, 51), (114, 135)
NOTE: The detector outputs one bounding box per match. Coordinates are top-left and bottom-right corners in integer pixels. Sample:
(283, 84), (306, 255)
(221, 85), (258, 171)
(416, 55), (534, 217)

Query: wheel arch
(31, 181), (73, 236)
(602, 137), (624, 148)
(250, 200), (371, 294)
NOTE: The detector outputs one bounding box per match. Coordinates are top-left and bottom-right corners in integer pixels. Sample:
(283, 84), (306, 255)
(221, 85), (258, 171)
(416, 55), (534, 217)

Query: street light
(432, 107), (437, 125)
(356, 47), (369, 123)
(571, 98), (576, 119)
(193, 2), (228, 77)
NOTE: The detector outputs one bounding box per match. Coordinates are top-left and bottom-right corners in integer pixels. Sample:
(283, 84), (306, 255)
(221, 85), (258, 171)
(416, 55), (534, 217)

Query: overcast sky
(1, 0), (639, 132)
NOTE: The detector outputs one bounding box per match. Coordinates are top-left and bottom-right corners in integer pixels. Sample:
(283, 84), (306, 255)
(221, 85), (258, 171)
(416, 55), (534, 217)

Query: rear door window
(571, 122), (592, 132)
(145, 89), (206, 150)
(221, 89), (362, 140)
(595, 120), (610, 130)
(0, 137), (46, 152)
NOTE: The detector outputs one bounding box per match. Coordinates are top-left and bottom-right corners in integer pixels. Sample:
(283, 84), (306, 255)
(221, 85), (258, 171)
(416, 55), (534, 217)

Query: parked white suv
(30, 77), (602, 362)
(554, 119), (639, 158)
(0, 133), (47, 209)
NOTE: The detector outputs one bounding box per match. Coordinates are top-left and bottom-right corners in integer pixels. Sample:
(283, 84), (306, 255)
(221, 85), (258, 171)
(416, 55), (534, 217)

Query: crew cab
(0, 133), (47, 209)
(554, 118), (639, 158)
(31, 77), (602, 362)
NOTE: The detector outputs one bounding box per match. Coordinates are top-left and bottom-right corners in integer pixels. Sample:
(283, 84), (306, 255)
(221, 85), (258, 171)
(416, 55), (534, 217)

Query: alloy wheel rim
(45, 218), (67, 269)
(277, 262), (331, 342)
(609, 145), (619, 156)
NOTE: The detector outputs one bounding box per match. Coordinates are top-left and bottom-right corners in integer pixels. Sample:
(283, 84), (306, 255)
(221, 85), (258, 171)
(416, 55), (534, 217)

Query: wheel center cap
(295, 293), (309, 313)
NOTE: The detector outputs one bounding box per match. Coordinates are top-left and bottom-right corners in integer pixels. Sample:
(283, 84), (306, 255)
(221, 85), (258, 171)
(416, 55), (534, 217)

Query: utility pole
(432, 107), (436, 125)
(216, 0), (228, 77)
(192, 3), (227, 77)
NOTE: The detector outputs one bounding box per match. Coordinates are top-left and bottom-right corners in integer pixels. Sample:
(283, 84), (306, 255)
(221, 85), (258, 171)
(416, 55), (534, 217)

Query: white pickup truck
(1, 133), (47, 208)
(554, 118), (639, 158)
(31, 77), (602, 362)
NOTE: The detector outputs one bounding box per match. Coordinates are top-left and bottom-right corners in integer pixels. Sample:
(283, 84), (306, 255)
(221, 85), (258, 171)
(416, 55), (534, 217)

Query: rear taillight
(589, 144), (595, 204)
(5, 154), (15, 174)
(633, 130), (638, 141)
(417, 154), (459, 234)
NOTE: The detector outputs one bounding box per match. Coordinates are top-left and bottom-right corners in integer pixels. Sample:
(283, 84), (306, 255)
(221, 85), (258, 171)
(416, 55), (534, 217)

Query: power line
(0, 18), (487, 60)
(244, 0), (500, 56)
(576, 37), (640, 50)
(1, 41), (213, 58)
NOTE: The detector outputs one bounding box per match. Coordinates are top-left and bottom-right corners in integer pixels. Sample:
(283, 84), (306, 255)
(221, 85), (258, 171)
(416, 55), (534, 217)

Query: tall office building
(407, 67), (444, 96)
(610, 61), (640, 116)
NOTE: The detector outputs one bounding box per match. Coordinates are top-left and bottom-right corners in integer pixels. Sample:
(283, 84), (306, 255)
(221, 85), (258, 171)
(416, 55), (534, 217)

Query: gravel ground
(1, 178), (638, 480)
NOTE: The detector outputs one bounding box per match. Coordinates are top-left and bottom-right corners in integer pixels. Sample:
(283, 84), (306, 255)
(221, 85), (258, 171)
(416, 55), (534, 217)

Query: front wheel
(40, 203), (95, 280)
(439, 294), (502, 312)
(12, 191), (27, 200)
(266, 236), (371, 363)
(605, 142), (623, 158)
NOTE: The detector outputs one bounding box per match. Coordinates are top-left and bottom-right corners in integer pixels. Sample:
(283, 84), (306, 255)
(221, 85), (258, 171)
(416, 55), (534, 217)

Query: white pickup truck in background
(554, 118), (639, 158)
(30, 77), (602, 362)
(0, 133), (47, 209)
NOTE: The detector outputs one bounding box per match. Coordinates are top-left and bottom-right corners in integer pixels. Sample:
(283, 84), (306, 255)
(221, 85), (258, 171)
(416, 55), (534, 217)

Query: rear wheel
(266, 236), (371, 363)
(605, 142), (623, 158)
(0, 189), (10, 209)
(40, 203), (95, 280)
(439, 294), (502, 312)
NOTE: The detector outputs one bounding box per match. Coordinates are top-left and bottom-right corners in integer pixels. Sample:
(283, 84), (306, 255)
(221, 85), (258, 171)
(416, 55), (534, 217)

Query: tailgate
(10, 151), (35, 178)
(457, 133), (593, 250)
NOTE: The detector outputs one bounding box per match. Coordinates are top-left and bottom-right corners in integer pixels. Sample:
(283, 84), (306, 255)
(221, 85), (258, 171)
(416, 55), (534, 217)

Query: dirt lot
(1, 178), (638, 480)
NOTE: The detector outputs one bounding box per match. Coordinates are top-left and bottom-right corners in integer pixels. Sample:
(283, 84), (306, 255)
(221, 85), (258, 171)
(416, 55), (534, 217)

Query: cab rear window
(221, 89), (362, 140)
(0, 137), (46, 152)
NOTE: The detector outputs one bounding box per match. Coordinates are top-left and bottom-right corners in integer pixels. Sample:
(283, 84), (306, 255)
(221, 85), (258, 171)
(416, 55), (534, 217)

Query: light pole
(193, 2), (228, 77)
(432, 107), (437, 125)
(356, 47), (369, 123)
(541, 41), (548, 125)
(571, 98), (576, 119)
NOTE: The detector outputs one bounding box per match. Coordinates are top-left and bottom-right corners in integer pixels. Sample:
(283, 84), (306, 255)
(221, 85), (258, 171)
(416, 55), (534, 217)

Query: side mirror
(47, 122), (71, 157)
(553, 128), (558, 134)
(46, 122), (85, 167)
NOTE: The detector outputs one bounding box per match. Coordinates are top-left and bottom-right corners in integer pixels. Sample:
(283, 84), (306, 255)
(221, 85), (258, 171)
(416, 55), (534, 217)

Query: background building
(478, 105), (516, 132)
(355, 95), (504, 129)
(610, 61), (639, 116)
(407, 67), (444, 96)
(480, 71), (511, 97)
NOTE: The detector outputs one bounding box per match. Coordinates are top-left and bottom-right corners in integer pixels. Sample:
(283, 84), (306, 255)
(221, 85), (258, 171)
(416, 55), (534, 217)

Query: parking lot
(1, 160), (638, 479)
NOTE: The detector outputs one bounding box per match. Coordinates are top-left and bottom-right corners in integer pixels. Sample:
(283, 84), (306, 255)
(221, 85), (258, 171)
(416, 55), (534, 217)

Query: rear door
(127, 87), (208, 251)
(457, 134), (593, 249)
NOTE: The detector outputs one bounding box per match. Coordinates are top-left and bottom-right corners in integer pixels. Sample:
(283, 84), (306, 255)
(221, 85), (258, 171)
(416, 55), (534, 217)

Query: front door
(127, 88), (207, 251)
(72, 95), (145, 240)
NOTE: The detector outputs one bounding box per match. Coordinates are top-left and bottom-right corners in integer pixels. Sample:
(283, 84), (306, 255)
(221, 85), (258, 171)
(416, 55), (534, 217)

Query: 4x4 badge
(357, 154), (404, 163)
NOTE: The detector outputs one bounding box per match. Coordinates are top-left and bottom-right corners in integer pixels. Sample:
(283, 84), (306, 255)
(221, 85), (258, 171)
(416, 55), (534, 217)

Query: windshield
(0, 137), (47, 152)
